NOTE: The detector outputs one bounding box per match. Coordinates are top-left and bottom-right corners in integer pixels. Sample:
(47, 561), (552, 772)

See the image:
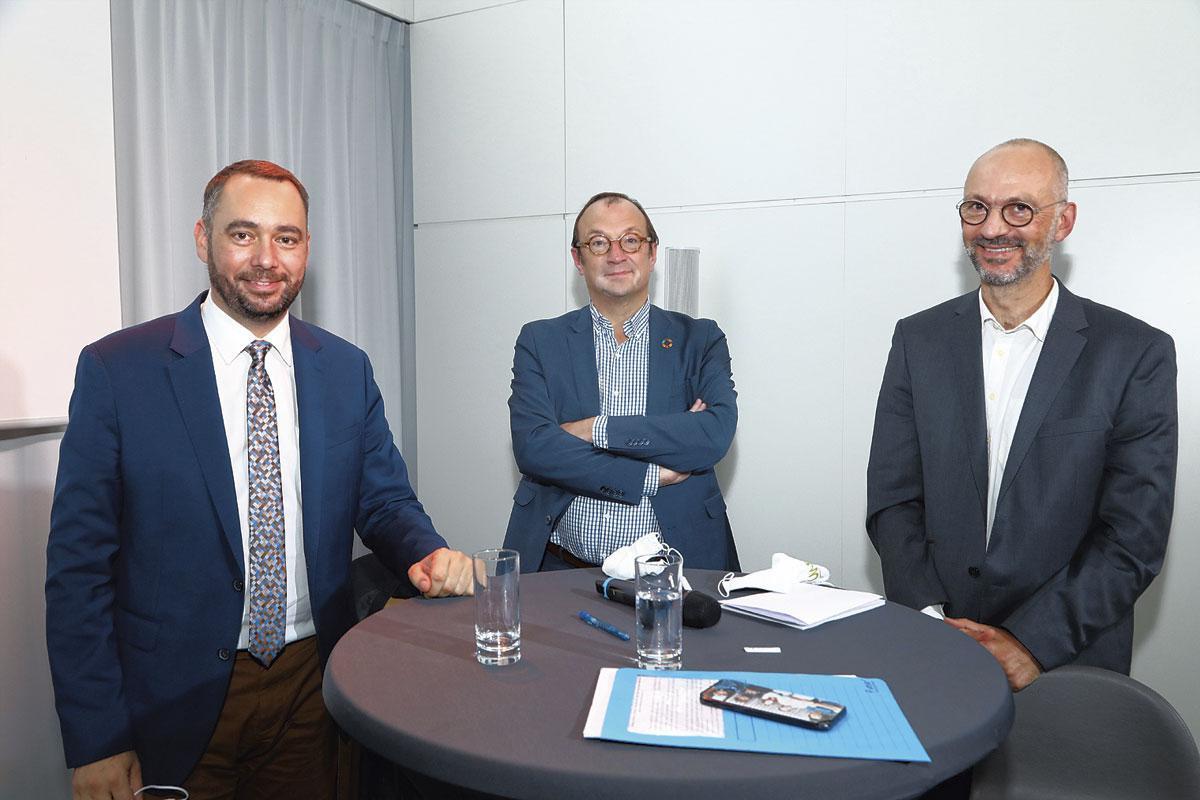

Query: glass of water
(634, 551), (683, 670)
(473, 549), (520, 666)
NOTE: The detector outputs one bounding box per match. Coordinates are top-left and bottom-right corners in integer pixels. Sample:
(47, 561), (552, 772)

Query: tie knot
(247, 340), (271, 367)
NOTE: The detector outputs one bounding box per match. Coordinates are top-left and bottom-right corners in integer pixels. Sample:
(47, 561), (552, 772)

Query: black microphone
(595, 578), (722, 629)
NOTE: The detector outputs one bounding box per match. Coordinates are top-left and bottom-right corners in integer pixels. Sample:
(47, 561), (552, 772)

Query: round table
(324, 569), (1012, 800)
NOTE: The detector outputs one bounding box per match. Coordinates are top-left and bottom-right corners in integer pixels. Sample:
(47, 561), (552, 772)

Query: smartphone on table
(699, 679), (846, 730)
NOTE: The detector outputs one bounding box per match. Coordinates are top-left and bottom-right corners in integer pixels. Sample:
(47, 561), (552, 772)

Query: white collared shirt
(201, 298), (314, 648)
(980, 278), (1059, 545)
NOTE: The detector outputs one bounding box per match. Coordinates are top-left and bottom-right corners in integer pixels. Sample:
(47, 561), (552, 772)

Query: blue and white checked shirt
(551, 302), (661, 564)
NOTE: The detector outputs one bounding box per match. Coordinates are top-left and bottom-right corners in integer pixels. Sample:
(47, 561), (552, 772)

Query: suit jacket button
(968, 566), (981, 578)
(544, 515), (552, 525)
(233, 579), (244, 592)
(218, 648), (232, 661)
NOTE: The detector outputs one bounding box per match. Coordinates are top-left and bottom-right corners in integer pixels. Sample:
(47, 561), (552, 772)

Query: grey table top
(324, 569), (1013, 800)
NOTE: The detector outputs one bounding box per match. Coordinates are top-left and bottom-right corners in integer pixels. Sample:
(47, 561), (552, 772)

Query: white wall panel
(414, 216), (566, 557)
(565, 0), (847, 210)
(0, 0), (122, 424)
(413, 0), (519, 21)
(0, 434), (71, 796)
(841, 194), (974, 593)
(411, 0), (564, 223)
(649, 204), (847, 574)
(846, 0), (1200, 195)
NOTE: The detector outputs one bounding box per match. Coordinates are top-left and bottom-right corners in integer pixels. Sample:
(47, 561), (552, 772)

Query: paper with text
(627, 676), (725, 737)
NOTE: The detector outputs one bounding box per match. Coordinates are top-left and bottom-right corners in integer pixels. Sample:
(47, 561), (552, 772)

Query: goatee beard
(966, 234), (1055, 287)
(207, 257), (302, 323)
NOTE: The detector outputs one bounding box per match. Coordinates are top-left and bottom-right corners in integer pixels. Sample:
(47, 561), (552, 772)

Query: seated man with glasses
(867, 138), (1178, 695)
(504, 191), (740, 572)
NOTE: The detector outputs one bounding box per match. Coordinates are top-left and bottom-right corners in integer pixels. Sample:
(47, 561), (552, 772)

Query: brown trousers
(183, 637), (341, 800)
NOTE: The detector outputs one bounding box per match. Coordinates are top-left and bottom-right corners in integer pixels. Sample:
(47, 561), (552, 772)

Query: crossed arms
(508, 318), (737, 504)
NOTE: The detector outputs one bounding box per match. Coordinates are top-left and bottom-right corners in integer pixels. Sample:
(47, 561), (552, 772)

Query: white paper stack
(719, 583), (884, 630)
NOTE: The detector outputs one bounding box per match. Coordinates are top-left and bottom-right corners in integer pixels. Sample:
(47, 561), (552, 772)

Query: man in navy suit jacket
(867, 140), (1177, 693)
(504, 192), (739, 572)
(46, 160), (473, 799)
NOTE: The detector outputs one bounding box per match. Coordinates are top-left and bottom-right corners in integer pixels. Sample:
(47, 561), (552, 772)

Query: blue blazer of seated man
(45, 160), (473, 799)
(504, 191), (740, 573)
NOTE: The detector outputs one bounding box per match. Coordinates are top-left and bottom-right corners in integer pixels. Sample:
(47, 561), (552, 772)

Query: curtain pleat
(110, 0), (416, 465)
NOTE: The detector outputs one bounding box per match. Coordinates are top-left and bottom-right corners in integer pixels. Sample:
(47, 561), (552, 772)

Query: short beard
(207, 252), (302, 324)
(966, 221), (1058, 287)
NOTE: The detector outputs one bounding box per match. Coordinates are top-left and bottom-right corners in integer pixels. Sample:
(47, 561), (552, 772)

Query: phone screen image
(700, 679), (846, 731)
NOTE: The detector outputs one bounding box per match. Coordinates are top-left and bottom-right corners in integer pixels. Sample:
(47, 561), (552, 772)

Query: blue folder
(594, 669), (930, 762)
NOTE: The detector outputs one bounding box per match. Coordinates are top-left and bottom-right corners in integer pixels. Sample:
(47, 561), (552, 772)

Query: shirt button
(968, 566), (981, 578)
(996, 349), (1006, 357)
(987, 392), (997, 401)
(218, 648), (232, 661)
(233, 579), (244, 592)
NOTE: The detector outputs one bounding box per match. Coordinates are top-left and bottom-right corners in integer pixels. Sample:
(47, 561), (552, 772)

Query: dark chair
(350, 552), (418, 621)
(970, 665), (1200, 800)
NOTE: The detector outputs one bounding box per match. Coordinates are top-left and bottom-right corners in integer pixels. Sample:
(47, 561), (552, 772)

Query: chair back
(971, 665), (1200, 800)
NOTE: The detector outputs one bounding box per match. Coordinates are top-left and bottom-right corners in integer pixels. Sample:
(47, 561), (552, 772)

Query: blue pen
(578, 610), (631, 641)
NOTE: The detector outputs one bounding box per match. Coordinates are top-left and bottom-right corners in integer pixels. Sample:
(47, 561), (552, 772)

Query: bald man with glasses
(867, 139), (1178, 697)
(503, 191), (740, 573)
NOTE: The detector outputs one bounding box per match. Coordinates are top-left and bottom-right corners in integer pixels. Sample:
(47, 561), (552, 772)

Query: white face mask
(601, 532), (692, 591)
(718, 553), (830, 597)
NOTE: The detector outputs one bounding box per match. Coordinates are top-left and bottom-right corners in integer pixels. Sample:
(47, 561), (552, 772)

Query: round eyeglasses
(957, 199), (1067, 228)
(575, 233), (653, 256)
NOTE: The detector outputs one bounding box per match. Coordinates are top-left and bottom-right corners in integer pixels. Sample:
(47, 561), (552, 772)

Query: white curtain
(110, 0), (419, 465)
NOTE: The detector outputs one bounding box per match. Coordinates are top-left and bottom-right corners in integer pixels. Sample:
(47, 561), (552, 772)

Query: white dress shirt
(201, 298), (314, 648)
(922, 279), (1059, 620)
(980, 279), (1059, 545)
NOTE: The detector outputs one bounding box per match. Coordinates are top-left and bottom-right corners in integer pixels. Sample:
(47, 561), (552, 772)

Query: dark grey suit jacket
(866, 281), (1177, 673)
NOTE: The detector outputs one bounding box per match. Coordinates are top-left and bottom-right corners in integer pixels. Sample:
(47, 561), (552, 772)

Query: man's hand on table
(408, 547), (474, 597)
(73, 750), (142, 800)
(944, 616), (1042, 691)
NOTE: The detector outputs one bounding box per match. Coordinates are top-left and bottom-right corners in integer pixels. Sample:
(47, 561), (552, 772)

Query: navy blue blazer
(504, 305), (739, 571)
(45, 293), (446, 782)
(867, 282), (1177, 673)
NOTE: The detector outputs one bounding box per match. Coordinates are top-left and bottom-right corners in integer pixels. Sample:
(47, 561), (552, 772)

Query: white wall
(0, 0), (122, 425)
(0, 1), (120, 794)
(410, 0), (1200, 736)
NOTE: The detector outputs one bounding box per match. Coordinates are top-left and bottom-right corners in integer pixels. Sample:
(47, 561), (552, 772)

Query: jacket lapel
(567, 306), (600, 416)
(948, 293), (989, 521)
(167, 293), (244, 571)
(996, 283), (1088, 505)
(292, 317), (326, 561)
(647, 306), (680, 414)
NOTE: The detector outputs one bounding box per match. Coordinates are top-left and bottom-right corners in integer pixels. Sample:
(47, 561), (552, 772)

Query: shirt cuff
(643, 464), (659, 497)
(920, 604), (945, 620)
(592, 415), (609, 449)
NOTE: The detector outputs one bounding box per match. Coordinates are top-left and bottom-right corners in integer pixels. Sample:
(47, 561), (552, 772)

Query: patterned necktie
(246, 340), (286, 666)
